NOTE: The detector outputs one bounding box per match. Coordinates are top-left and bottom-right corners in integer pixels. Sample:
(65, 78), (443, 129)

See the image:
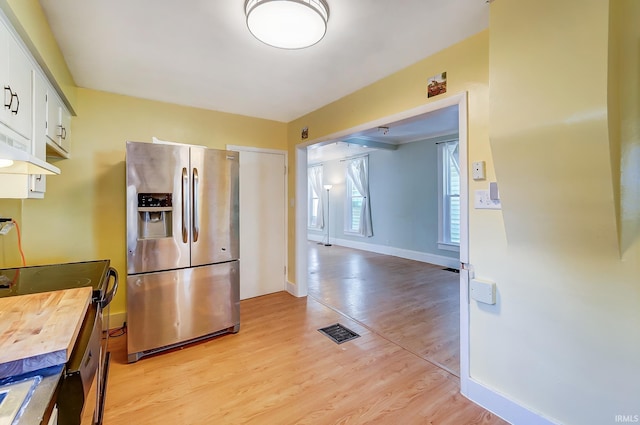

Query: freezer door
(190, 148), (239, 266)
(126, 262), (240, 360)
(126, 141), (191, 274)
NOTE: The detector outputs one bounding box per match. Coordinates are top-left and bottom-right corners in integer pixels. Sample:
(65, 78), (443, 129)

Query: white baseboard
(286, 280), (306, 297)
(464, 378), (561, 425)
(307, 234), (459, 269)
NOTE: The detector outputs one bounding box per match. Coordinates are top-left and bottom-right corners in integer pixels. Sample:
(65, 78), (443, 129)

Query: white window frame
(307, 165), (323, 230)
(344, 173), (364, 235)
(437, 140), (461, 252)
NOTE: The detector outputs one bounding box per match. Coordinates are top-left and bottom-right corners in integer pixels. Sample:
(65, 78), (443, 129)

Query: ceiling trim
(342, 138), (397, 150)
(297, 93), (467, 150)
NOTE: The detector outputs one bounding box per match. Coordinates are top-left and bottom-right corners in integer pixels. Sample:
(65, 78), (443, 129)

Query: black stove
(0, 260), (118, 425)
(0, 260), (111, 302)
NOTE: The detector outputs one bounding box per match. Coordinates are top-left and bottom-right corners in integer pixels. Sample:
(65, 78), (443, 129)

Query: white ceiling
(38, 0), (489, 123)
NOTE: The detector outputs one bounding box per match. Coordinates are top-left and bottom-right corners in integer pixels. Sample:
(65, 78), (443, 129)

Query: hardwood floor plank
(307, 243), (461, 375)
(103, 292), (505, 424)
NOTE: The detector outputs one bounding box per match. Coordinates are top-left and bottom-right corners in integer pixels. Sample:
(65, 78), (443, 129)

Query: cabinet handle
(4, 86), (13, 110)
(10, 92), (19, 115)
(57, 125), (67, 139)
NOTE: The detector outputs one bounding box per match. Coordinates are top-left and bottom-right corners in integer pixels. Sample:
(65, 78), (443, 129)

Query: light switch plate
(470, 278), (496, 305)
(474, 190), (501, 209)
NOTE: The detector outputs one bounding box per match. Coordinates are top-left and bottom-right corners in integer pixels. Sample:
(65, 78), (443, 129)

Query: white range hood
(0, 143), (60, 175)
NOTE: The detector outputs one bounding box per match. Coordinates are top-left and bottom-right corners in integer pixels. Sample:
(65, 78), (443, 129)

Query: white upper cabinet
(0, 20), (33, 145)
(0, 67), (47, 199)
(0, 10), (70, 198)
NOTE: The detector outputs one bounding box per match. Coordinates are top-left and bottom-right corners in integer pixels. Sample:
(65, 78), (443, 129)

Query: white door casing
(294, 92), (472, 394)
(228, 146), (287, 300)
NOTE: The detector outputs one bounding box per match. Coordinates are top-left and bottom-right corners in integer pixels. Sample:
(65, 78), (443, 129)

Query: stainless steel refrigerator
(125, 141), (240, 363)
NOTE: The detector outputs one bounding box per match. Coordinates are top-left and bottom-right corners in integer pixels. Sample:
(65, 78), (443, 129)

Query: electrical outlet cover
(0, 222), (14, 235)
(470, 278), (496, 304)
(472, 161), (486, 180)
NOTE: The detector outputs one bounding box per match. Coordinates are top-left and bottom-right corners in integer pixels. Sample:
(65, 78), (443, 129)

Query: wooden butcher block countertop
(0, 287), (92, 379)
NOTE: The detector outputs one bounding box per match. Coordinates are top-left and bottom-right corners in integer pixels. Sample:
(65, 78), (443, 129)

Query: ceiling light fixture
(245, 0), (330, 49)
(0, 159), (14, 168)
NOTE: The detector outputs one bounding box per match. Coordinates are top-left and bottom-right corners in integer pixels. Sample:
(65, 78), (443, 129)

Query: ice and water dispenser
(137, 193), (173, 239)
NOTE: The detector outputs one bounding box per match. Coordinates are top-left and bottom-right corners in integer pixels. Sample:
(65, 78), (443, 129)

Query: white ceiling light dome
(245, 0), (330, 49)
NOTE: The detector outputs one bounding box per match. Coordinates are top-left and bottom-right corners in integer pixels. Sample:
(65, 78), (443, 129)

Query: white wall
(309, 139), (458, 267)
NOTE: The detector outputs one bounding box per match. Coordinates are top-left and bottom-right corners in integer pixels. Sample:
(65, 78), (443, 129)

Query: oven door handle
(100, 267), (119, 309)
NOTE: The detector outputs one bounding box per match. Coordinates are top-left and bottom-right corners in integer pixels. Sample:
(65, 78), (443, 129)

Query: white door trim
(294, 93), (470, 346)
(227, 145), (288, 294)
(294, 92), (468, 286)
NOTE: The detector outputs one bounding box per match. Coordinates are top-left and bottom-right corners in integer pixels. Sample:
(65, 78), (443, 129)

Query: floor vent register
(318, 323), (360, 344)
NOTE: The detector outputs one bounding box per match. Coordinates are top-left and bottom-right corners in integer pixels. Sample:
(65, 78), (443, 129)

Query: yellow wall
(0, 201), (21, 265)
(286, 30), (491, 284)
(1, 88), (286, 318)
(482, 1), (639, 424)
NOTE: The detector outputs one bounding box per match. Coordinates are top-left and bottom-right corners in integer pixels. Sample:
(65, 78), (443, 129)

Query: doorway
(294, 92), (470, 384)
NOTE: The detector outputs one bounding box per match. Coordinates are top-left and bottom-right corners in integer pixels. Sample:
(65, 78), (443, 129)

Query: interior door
(236, 149), (286, 300)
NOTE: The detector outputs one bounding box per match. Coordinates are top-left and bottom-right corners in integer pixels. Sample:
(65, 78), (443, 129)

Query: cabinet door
(45, 89), (60, 144)
(59, 105), (71, 152)
(0, 71), (47, 199)
(45, 89), (70, 154)
(0, 20), (32, 150)
(0, 22), (10, 127)
(7, 39), (32, 140)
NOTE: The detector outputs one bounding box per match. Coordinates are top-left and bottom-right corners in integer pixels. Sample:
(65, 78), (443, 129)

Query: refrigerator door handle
(192, 167), (199, 242)
(182, 167), (189, 243)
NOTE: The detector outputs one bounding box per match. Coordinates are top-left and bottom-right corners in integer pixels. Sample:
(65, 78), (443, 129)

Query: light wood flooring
(103, 280), (506, 424)
(104, 292), (505, 425)
(307, 243), (460, 376)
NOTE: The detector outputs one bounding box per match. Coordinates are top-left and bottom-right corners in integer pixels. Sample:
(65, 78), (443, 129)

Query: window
(308, 181), (320, 228)
(307, 165), (324, 229)
(344, 156), (373, 237)
(438, 141), (460, 250)
(345, 176), (363, 233)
